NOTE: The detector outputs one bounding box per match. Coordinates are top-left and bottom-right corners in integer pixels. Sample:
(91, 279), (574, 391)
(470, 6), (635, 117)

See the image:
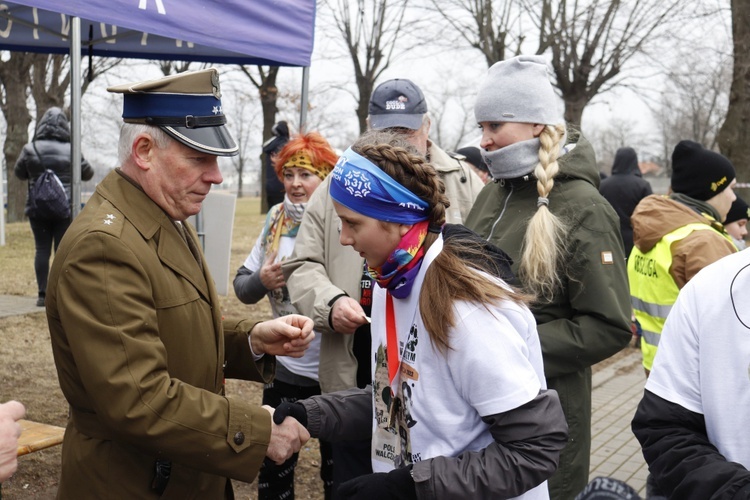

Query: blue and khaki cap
(107, 68), (238, 156)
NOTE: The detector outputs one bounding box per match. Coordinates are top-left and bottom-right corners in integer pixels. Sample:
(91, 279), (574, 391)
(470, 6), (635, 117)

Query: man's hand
(259, 251), (285, 290)
(263, 405), (310, 465)
(331, 296), (368, 334)
(250, 315), (315, 358)
(0, 400), (26, 482)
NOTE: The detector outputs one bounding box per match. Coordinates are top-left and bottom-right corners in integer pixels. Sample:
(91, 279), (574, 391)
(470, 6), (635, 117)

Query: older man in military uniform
(46, 69), (313, 499)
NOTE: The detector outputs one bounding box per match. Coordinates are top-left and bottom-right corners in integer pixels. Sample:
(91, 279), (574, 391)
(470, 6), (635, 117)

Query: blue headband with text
(329, 147), (429, 224)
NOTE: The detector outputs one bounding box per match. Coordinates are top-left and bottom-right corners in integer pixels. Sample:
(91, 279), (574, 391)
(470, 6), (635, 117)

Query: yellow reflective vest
(628, 222), (734, 371)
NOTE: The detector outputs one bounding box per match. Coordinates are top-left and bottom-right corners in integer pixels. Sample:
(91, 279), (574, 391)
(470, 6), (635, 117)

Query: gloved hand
(273, 401), (308, 427)
(336, 465), (416, 500)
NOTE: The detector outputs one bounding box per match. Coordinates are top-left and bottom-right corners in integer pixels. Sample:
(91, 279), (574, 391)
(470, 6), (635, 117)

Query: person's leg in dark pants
(258, 379), (334, 500)
(29, 217), (71, 306)
(330, 439), (372, 497)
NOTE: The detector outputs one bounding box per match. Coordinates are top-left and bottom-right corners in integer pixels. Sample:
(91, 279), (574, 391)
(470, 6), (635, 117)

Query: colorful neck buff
(330, 147), (430, 224)
(265, 194), (306, 253)
(368, 220), (429, 298)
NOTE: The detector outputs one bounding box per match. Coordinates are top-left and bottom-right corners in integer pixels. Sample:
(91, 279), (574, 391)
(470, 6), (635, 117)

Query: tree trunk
(259, 67), (280, 214)
(563, 95), (588, 131)
(0, 53), (33, 223)
(717, 0), (750, 184)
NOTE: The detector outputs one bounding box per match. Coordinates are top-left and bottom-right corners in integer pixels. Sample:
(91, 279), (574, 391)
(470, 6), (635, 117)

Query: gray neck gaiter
(481, 138), (541, 180)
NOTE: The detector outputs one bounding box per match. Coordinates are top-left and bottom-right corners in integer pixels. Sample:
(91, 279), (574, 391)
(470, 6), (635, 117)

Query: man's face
(141, 137), (223, 221)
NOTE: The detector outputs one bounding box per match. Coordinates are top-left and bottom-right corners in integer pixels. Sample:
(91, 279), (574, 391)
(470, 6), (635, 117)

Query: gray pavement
(0, 293), (650, 497)
(590, 344), (648, 496)
(0, 294), (44, 317)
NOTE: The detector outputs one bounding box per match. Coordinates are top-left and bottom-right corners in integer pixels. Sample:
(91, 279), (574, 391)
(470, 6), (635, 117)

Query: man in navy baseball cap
(367, 78), (428, 131)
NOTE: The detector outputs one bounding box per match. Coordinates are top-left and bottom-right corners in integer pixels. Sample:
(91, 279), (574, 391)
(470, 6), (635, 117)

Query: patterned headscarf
(283, 151), (331, 180)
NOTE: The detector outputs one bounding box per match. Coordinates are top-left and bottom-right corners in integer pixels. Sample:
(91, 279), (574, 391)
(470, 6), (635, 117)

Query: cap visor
(162, 124), (239, 156)
(369, 113), (423, 130)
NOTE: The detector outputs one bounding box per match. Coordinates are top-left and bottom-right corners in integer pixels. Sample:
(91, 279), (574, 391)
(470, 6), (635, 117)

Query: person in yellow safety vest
(628, 140), (737, 377)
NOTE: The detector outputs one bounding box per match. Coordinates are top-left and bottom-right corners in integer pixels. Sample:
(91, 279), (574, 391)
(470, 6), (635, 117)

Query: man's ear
(131, 133), (156, 171)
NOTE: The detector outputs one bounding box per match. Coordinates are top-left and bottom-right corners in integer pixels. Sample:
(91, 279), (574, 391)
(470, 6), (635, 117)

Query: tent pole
(70, 16), (82, 218)
(1, 159), (5, 246)
(299, 66), (310, 134)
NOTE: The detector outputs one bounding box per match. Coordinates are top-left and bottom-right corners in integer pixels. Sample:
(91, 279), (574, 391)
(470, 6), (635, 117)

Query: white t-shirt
(646, 250), (750, 467)
(369, 235), (548, 499)
(244, 230), (321, 381)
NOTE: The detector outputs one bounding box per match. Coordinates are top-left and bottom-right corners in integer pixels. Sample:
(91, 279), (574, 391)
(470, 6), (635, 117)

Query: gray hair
(118, 123), (172, 165)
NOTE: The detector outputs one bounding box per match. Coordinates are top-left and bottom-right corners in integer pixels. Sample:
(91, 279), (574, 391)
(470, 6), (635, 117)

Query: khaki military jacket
(47, 170), (274, 499)
(281, 141), (483, 393)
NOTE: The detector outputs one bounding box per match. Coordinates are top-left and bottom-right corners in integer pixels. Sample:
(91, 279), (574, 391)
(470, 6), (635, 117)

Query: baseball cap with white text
(368, 78), (427, 131)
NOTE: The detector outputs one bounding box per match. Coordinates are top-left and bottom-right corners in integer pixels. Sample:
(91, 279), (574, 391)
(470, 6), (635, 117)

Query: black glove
(273, 401), (308, 427)
(336, 466), (416, 500)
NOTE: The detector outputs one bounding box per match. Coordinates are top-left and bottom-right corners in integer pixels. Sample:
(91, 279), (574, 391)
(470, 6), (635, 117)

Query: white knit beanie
(474, 55), (563, 125)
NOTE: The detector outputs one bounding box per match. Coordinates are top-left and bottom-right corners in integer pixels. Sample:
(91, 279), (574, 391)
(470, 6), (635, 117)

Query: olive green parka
(465, 132), (632, 500)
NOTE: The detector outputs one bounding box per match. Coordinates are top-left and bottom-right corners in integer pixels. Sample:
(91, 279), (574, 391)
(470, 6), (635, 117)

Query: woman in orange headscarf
(234, 131), (338, 500)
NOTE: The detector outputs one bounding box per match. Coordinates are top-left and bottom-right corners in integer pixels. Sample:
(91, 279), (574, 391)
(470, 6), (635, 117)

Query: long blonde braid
(519, 124), (568, 301)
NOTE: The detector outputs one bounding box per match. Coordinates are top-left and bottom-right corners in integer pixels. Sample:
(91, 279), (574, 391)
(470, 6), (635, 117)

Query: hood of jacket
(558, 130), (600, 187)
(611, 147), (641, 176)
(631, 195), (718, 253)
(34, 107), (71, 143)
(442, 223), (514, 282)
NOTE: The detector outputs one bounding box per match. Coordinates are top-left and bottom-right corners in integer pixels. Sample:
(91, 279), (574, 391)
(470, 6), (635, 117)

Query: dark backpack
(26, 169), (70, 220)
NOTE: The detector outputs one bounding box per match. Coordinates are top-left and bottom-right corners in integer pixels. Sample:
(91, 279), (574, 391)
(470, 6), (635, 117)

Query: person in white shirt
(273, 130), (568, 499)
(632, 249), (750, 498)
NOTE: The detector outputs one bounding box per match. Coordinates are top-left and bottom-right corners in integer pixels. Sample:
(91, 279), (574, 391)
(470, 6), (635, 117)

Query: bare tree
(322, 0), (413, 134)
(428, 81), (481, 152)
(424, 0), (525, 66)
(587, 115), (640, 173)
(0, 52), (34, 223)
(225, 89), (260, 198)
(428, 0), (684, 129)
(238, 65), (281, 212)
(717, 0), (750, 183)
(533, 0), (684, 127)
(0, 53), (122, 223)
(31, 54), (122, 121)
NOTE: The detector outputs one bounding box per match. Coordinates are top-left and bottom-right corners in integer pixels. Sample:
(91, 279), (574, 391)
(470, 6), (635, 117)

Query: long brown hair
(352, 131), (529, 354)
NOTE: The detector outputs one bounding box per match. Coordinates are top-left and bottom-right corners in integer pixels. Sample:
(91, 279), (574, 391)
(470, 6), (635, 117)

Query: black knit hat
(455, 146), (489, 173)
(574, 477), (641, 500)
(671, 140), (735, 201)
(725, 196), (750, 225)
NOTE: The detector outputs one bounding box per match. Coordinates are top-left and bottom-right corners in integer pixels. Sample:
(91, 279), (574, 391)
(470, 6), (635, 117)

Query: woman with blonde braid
(271, 130), (568, 500)
(465, 55), (632, 500)
(233, 131), (337, 500)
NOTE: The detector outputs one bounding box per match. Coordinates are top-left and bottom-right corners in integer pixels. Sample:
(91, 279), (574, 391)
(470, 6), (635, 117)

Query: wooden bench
(16, 419), (65, 456)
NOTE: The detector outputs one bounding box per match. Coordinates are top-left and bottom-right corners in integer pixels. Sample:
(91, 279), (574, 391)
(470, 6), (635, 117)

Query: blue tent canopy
(0, 0), (316, 244)
(0, 0), (316, 66)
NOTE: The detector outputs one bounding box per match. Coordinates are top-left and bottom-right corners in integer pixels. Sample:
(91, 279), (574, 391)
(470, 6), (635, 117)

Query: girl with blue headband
(272, 131), (567, 499)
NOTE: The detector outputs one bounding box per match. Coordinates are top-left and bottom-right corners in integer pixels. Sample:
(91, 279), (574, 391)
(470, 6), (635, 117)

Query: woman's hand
(259, 250), (286, 290)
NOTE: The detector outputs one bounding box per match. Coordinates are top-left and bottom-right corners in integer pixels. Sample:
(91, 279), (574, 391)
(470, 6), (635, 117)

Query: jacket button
(234, 432), (245, 445)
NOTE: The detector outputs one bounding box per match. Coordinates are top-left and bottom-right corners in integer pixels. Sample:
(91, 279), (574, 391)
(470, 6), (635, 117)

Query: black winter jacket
(14, 107), (94, 211)
(632, 390), (750, 499)
(262, 121), (290, 201)
(599, 147), (653, 256)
